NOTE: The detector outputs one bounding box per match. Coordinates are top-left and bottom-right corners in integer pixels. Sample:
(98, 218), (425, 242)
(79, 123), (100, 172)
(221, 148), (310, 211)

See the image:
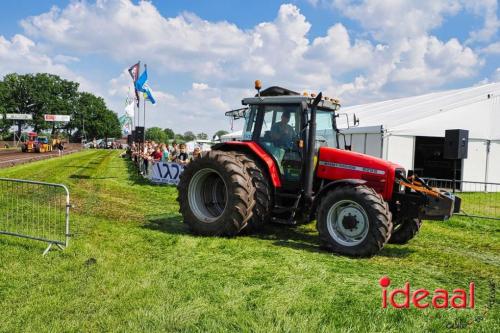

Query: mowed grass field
(0, 150), (498, 332)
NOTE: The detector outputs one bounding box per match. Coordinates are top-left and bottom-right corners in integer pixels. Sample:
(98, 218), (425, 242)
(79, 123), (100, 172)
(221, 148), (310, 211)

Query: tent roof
(221, 130), (242, 139)
(341, 83), (500, 140)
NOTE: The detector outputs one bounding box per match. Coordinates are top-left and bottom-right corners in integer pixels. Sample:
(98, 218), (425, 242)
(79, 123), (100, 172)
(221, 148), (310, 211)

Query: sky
(1, 0), (499, 136)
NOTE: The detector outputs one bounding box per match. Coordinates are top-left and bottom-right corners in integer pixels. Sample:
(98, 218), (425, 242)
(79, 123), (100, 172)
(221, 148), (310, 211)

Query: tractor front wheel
(317, 185), (392, 257)
(177, 150), (255, 236)
(388, 217), (422, 244)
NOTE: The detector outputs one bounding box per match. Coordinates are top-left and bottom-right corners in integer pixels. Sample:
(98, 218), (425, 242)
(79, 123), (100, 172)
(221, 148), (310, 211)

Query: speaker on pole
(444, 129), (469, 160)
(135, 127), (144, 143)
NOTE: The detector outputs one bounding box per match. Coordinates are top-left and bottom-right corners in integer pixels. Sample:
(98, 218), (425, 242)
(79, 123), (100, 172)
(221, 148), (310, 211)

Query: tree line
(145, 127), (229, 143)
(0, 73), (121, 141)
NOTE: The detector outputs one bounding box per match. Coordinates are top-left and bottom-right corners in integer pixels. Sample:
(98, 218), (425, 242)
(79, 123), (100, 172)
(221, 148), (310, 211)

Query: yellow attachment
(254, 80), (262, 90)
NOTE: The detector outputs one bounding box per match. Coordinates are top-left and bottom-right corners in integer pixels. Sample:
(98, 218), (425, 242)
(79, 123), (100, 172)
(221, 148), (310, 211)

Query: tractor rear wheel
(235, 153), (272, 231)
(317, 185), (392, 257)
(388, 217), (422, 244)
(177, 150), (255, 236)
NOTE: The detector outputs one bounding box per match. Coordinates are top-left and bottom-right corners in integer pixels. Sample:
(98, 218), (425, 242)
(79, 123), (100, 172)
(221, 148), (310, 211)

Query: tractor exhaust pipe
(304, 92), (322, 203)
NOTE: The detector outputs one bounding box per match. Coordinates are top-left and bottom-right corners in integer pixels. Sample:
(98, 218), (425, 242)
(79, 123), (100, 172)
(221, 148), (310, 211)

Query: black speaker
(135, 127), (144, 143)
(444, 129), (468, 160)
(127, 135), (132, 145)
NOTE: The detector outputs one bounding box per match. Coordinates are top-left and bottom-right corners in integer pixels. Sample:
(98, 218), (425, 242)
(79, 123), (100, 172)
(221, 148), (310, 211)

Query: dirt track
(0, 145), (81, 168)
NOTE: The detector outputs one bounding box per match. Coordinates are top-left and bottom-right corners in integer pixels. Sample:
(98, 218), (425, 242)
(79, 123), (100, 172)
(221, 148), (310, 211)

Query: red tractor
(177, 83), (460, 256)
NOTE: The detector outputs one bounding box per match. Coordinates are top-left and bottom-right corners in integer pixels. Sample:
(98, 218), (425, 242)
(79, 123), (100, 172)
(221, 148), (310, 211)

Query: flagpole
(143, 95), (146, 143)
(143, 64), (147, 144)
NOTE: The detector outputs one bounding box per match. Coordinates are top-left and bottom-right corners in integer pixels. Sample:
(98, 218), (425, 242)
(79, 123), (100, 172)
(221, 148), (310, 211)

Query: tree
(73, 92), (120, 141)
(100, 109), (121, 141)
(163, 128), (175, 141)
(174, 134), (185, 142)
(183, 131), (196, 141)
(196, 132), (208, 140)
(0, 81), (10, 139)
(0, 72), (120, 142)
(1, 73), (79, 137)
(214, 130), (229, 140)
(146, 127), (167, 143)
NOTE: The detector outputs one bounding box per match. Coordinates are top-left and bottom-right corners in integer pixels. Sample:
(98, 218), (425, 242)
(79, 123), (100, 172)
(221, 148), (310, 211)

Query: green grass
(0, 150), (498, 332)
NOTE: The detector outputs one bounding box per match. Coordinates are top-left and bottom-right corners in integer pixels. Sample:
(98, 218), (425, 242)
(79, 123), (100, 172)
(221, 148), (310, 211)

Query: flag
(125, 98), (134, 118)
(128, 61), (140, 107)
(135, 67), (156, 104)
(128, 62), (140, 82)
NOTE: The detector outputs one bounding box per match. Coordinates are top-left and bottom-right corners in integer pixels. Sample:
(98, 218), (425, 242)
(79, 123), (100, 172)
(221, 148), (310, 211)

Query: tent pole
(485, 140), (491, 192)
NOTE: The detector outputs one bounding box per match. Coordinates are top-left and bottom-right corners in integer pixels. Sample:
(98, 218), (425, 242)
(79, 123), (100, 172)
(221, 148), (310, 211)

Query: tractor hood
(317, 147), (403, 200)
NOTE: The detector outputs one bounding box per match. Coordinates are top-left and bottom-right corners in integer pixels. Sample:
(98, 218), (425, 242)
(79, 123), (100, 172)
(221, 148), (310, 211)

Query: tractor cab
(236, 86), (341, 191)
(37, 136), (49, 144)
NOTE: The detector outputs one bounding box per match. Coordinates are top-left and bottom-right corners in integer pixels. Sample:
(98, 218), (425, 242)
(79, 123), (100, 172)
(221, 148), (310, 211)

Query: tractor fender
(212, 142), (281, 188)
(310, 179), (367, 219)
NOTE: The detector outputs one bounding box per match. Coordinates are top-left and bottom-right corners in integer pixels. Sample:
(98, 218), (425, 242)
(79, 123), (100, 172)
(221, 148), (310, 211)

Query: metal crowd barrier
(0, 178), (71, 255)
(424, 178), (500, 221)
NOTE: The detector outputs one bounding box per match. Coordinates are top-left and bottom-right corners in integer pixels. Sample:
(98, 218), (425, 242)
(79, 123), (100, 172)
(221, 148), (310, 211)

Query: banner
(44, 114), (71, 122)
(150, 162), (185, 185)
(5, 113), (32, 120)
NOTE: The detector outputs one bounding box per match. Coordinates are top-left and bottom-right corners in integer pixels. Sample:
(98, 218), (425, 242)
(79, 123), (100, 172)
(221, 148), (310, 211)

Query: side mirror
(224, 107), (248, 120)
(353, 114), (360, 127)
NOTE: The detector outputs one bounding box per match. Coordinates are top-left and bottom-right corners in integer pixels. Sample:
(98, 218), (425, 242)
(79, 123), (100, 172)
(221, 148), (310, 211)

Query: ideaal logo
(380, 276), (475, 309)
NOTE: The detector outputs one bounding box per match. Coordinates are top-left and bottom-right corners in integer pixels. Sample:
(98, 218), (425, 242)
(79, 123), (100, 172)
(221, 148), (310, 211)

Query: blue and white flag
(135, 67), (157, 104)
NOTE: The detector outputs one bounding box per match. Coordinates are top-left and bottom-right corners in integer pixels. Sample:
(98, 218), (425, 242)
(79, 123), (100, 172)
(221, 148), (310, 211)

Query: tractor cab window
(316, 109), (337, 148)
(257, 105), (299, 162)
(244, 104), (302, 186)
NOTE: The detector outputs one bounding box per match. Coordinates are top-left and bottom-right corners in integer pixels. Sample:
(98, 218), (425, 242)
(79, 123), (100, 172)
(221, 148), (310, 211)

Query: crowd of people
(130, 141), (203, 175)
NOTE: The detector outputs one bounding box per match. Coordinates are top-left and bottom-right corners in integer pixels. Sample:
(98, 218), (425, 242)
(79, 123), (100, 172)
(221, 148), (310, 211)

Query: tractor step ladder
(271, 192), (303, 225)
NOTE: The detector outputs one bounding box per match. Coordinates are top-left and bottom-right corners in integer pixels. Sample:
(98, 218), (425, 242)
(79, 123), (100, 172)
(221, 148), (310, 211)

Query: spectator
(151, 146), (163, 161)
(191, 146), (202, 162)
(161, 144), (170, 162)
(176, 144), (189, 165)
(170, 142), (178, 161)
(57, 141), (64, 157)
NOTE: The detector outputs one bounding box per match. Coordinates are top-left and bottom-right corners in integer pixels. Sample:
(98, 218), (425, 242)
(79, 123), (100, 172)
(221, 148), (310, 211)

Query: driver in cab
(270, 111), (296, 149)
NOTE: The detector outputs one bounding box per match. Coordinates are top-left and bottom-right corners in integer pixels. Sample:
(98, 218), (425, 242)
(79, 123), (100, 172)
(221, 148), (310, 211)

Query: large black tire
(388, 217), (422, 244)
(177, 150), (255, 236)
(235, 153), (272, 231)
(317, 185), (392, 257)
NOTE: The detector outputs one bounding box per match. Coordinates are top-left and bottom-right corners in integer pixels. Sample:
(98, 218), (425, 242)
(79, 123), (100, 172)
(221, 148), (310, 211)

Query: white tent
(220, 130), (242, 142)
(340, 83), (500, 183)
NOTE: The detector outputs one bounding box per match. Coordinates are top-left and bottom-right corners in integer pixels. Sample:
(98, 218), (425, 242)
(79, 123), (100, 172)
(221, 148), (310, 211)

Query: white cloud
(481, 41), (500, 54)
(0, 34), (92, 92)
(464, 0), (500, 43)
(331, 0), (462, 42)
(493, 68), (500, 82)
(15, 0), (489, 132)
